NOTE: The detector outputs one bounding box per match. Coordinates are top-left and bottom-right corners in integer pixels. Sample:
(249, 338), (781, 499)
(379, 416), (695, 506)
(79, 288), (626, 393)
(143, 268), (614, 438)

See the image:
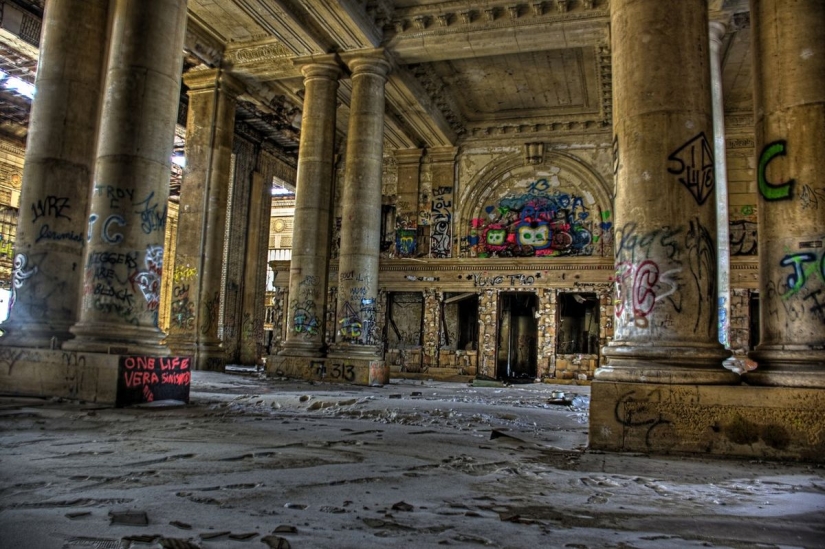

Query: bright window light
(0, 69), (35, 99)
(171, 154), (186, 168)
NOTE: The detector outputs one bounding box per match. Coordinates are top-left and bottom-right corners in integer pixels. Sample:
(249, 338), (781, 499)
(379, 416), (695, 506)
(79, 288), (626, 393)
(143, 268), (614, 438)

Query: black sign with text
(116, 356), (191, 407)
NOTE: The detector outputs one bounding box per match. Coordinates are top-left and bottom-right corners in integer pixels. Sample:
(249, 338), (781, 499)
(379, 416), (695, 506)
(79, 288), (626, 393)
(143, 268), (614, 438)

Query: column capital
(340, 48), (391, 79)
(426, 146), (458, 164)
(394, 148), (424, 165)
(184, 68), (246, 98)
(294, 53), (343, 81)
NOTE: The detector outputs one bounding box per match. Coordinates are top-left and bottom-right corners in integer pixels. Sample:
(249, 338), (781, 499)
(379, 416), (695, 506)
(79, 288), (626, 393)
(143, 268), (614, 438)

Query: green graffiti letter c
(758, 140), (794, 201)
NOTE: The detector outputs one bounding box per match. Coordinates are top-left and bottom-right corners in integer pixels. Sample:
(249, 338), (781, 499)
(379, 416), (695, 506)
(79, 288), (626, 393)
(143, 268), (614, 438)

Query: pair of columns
(1, 0), (188, 354)
(599, 0), (825, 387)
(280, 51), (391, 359)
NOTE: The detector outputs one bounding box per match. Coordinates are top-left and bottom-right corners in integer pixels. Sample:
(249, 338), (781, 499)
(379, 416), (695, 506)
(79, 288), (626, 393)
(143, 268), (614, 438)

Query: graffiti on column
(430, 186), (452, 258)
(667, 132), (715, 205)
(171, 283), (195, 330)
(468, 177), (611, 258)
(30, 195), (84, 244)
(686, 219), (717, 335)
(131, 245), (163, 324)
(200, 291), (220, 335)
(31, 195), (71, 223)
(614, 222), (684, 331)
(133, 191), (167, 234)
(10, 253), (37, 308)
(758, 141), (794, 201)
(291, 275), (320, 337)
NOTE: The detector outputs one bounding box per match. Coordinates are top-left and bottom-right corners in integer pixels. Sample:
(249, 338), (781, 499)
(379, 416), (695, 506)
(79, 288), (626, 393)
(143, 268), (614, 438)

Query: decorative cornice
(408, 64), (467, 137)
(466, 119), (610, 140)
(389, 1), (607, 40)
(224, 40), (293, 65)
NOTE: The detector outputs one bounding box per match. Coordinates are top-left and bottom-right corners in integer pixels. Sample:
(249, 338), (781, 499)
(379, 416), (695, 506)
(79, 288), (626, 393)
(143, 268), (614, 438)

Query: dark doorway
(497, 292), (538, 381)
(749, 291), (760, 350)
(444, 292), (479, 351)
(557, 292), (599, 354)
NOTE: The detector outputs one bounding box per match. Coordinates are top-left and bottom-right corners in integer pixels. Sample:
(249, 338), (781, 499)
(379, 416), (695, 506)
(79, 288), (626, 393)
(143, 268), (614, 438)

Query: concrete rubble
(1, 371), (823, 549)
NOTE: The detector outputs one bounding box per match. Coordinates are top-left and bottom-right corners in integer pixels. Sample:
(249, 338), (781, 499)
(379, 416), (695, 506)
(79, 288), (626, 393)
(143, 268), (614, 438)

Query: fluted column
(280, 57), (341, 357)
(331, 51), (390, 358)
(165, 69), (243, 370)
(64, 0), (188, 355)
(0, 0), (108, 347)
(597, 0), (734, 384)
(747, 0), (825, 387)
(709, 21), (731, 348)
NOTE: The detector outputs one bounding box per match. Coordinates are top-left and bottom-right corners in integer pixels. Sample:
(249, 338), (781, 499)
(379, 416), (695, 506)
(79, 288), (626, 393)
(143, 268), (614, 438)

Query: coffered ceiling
(0, 0), (754, 157)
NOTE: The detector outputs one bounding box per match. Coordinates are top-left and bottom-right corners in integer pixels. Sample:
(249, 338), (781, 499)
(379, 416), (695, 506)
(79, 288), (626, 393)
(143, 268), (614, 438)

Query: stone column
(394, 149), (422, 258)
(64, 0), (188, 355)
(0, 0), (108, 347)
(747, 0), (825, 387)
(165, 69), (243, 370)
(331, 51), (390, 358)
(428, 147), (458, 258)
(239, 171), (270, 365)
(710, 21), (731, 349)
(280, 56), (341, 357)
(597, 0), (734, 384)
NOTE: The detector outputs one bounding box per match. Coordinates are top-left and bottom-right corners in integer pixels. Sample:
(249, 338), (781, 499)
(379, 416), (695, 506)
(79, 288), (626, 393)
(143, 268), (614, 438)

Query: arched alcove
(457, 150), (614, 258)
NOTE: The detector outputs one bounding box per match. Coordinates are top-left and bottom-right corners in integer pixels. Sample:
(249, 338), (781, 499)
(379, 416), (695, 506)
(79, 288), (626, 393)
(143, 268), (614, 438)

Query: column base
(589, 380), (825, 462)
(0, 321), (74, 349)
(746, 345), (825, 388)
(63, 323), (169, 356)
(266, 355), (389, 386)
(278, 340), (325, 358)
(327, 342), (382, 360)
(598, 341), (736, 384)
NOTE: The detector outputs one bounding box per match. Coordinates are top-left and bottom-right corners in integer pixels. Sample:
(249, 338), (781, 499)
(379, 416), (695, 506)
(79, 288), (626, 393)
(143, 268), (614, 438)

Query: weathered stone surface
(590, 380), (825, 461)
(0, 347), (119, 403)
(266, 355), (388, 386)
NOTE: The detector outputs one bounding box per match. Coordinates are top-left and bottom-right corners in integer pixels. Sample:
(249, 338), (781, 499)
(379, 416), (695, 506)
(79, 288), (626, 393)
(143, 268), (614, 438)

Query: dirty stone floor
(1, 371), (824, 549)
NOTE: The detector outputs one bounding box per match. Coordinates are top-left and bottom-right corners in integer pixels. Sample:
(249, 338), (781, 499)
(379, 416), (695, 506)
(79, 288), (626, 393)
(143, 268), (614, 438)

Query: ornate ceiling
(0, 0), (753, 155)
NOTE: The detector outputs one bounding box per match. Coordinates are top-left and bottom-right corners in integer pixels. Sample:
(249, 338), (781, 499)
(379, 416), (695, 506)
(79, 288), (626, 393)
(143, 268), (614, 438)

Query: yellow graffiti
(173, 265), (197, 283)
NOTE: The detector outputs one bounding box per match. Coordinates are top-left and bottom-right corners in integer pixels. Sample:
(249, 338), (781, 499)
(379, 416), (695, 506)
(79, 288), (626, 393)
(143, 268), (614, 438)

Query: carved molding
(390, 1), (607, 37)
(224, 41), (293, 65)
(726, 136), (755, 149)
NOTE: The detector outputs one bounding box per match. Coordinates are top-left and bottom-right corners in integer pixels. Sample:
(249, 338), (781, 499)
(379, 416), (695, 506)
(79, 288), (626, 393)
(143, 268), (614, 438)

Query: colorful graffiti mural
(467, 178), (612, 258)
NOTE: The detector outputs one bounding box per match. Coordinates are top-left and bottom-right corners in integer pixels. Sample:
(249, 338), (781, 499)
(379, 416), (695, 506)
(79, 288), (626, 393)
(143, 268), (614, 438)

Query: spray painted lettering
(667, 132), (714, 205)
(758, 141), (794, 201)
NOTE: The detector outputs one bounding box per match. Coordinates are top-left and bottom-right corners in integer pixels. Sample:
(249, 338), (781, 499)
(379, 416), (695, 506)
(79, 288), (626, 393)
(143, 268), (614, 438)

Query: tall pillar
(710, 22), (731, 349)
(394, 149), (422, 258)
(64, 0), (188, 355)
(165, 69), (243, 370)
(280, 57), (342, 357)
(747, 0), (825, 387)
(427, 147), (457, 259)
(597, 0), (734, 383)
(0, 0), (109, 347)
(239, 170), (271, 365)
(331, 51), (390, 358)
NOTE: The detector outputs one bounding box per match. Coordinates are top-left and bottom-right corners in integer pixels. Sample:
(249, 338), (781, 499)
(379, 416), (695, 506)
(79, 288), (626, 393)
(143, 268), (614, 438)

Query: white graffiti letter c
(102, 215), (125, 244)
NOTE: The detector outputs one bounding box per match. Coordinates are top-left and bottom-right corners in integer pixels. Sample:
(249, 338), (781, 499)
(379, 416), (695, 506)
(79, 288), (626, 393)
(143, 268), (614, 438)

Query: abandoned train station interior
(0, 0), (822, 495)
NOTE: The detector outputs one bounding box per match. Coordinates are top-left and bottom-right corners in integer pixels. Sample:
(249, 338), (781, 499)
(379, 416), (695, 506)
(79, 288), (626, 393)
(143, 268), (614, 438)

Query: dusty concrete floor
(1, 371), (824, 549)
